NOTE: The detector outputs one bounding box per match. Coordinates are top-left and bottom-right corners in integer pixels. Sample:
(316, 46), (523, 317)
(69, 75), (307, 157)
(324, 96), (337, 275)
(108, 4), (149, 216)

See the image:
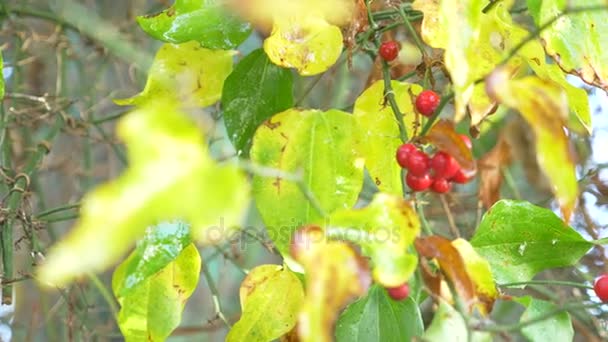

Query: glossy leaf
(250, 108), (364, 255)
(515, 296), (574, 342)
(325, 193), (420, 287)
(264, 16), (343, 76)
(38, 100), (249, 286)
(222, 49), (293, 156)
(353, 80), (422, 195)
(113, 243), (201, 342)
(137, 0), (251, 49)
(527, 0), (608, 90)
(486, 69), (577, 221)
(470, 200), (593, 284)
(423, 300), (491, 342)
(335, 284), (423, 342)
(425, 120), (476, 176)
(114, 41), (234, 107)
(451, 239), (498, 314)
(113, 221), (191, 298)
(227, 265), (304, 342)
(292, 226), (371, 342)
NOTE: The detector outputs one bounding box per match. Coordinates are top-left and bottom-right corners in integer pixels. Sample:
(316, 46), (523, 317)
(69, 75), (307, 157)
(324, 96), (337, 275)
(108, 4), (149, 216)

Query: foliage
(2, 0), (608, 340)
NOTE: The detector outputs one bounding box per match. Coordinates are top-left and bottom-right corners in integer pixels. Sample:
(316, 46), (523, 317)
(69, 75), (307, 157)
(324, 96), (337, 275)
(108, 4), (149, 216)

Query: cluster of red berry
(396, 136), (473, 193)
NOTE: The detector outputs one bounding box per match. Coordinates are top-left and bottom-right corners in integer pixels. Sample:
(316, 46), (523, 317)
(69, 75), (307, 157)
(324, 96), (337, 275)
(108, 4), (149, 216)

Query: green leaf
(113, 243), (201, 342)
(114, 41), (234, 108)
(485, 70), (578, 221)
(112, 221), (191, 298)
(527, 0), (608, 90)
(222, 49), (293, 156)
(470, 200), (593, 284)
(335, 285), (423, 342)
(0, 51), (4, 100)
(250, 108), (364, 255)
(515, 296), (574, 342)
(423, 299), (491, 342)
(136, 0), (251, 49)
(227, 265), (304, 342)
(38, 100), (249, 286)
(326, 193), (420, 287)
(352, 80), (422, 195)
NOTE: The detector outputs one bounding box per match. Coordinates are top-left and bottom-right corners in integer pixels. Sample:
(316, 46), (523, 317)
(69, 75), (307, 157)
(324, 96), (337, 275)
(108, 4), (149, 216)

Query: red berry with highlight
(451, 169), (475, 184)
(415, 90), (440, 117)
(594, 274), (608, 302)
(406, 172), (432, 191)
(431, 151), (460, 179)
(386, 283), (410, 301)
(396, 143), (417, 168)
(379, 41), (400, 62)
(431, 178), (452, 193)
(460, 134), (473, 150)
(406, 150), (431, 176)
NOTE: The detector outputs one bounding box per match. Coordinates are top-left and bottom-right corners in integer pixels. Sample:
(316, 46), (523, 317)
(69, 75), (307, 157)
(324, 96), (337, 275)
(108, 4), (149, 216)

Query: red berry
(379, 41), (399, 61)
(406, 150), (430, 176)
(406, 172), (432, 191)
(431, 152), (460, 179)
(386, 283), (410, 301)
(594, 275), (608, 302)
(460, 134), (473, 150)
(396, 143), (417, 168)
(431, 177), (452, 193)
(451, 169), (472, 184)
(415, 90), (440, 117)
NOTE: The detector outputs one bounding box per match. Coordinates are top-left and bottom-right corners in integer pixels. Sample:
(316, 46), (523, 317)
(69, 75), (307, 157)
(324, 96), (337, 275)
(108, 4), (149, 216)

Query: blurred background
(0, 0), (607, 341)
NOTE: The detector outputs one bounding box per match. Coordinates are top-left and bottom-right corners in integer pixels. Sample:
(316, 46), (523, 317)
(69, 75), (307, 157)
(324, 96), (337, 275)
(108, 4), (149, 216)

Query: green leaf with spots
(325, 193), (420, 287)
(515, 296), (574, 342)
(222, 49), (293, 156)
(527, 0), (608, 90)
(38, 100), (248, 286)
(250, 108), (364, 255)
(227, 265), (304, 342)
(353, 80), (422, 195)
(112, 221), (191, 298)
(113, 243), (201, 342)
(114, 41), (234, 108)
(470, 200), (592, 284)
(335, 285), (423, 342)
(136, 0), (251, 49)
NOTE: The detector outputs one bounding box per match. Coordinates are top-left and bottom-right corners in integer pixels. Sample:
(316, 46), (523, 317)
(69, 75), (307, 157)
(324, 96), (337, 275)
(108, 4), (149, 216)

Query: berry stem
(419, 91), (454, 136)
(399, 7), (427, 59)
(381, 62), (409, 142)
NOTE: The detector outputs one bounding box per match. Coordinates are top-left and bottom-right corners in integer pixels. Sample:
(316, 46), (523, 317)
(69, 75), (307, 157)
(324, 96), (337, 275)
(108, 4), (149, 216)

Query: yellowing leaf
(528, 0), (608, 90)
(113, 243), (201, 342)
(451, 239), (498, 314)
(425, 120), (476, 176)
(292, 226), (371, 342)
(227, 265), (304, 342)
(325, 193), (420, 287)
(250, 108), (364, 255)
(353, 80), (422, 195)
(236, 0), (356, 27)
(486, 69), (577, 222)
(38, 100), (249, 286)
(412, 0), (445, 48)
(115, 41), (234, 107)
(264, 16), (343, 76)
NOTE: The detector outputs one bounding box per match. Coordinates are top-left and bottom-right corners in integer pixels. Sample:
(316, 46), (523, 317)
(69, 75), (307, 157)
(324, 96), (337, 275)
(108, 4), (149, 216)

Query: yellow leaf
(38, 100), (249, 286)
(228, 265), (304, 342)
(114, 41), (234, 107)
(264, 16), (343, 76)
(486, 69), (577, 222)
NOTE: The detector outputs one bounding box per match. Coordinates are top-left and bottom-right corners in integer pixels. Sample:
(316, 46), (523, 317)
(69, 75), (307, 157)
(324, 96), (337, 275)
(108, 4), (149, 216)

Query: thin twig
(439, 194), (460, 238)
